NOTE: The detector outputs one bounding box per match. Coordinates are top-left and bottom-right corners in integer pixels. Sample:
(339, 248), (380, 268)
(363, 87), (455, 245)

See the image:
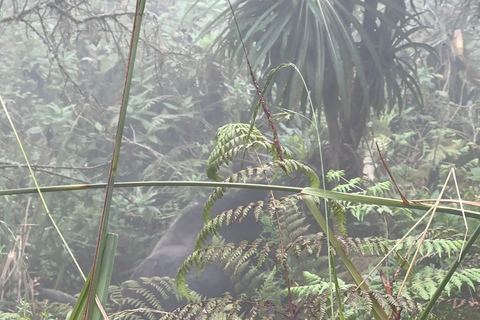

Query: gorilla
(130, 187), (273, 310)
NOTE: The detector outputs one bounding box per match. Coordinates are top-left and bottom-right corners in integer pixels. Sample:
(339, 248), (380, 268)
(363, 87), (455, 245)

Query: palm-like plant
(207, 0), (430, 178)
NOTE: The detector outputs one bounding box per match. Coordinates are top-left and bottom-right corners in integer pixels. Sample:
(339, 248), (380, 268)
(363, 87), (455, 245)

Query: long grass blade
(0, 182), (478, 219)
(0, 94), (85, 280)
(303, 195), (388, 320)
(84, 0), (146, 318)
(69, 233), (118, 320)
(1, 94), (113, 315)
(397, 169), (451, 297)
(92, 234), (118, 320)
(330, 252), (345, 320)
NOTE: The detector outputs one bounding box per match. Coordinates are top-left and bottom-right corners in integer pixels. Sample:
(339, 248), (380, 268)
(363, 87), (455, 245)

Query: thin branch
(1, 0), (135, 25)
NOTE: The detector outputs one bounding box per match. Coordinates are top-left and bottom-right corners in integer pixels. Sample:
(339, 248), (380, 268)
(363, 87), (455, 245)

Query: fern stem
(249, 149), (295, 316)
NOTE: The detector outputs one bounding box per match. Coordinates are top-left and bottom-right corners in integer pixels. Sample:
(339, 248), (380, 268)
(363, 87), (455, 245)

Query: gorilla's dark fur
(130, 188), (270, 310)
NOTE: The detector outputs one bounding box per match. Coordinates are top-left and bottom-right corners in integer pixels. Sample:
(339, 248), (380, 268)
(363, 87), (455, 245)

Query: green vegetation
(1, 0), (480, 319)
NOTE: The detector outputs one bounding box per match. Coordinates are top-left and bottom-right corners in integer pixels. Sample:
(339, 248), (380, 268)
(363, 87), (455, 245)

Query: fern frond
(233, 265), (262, 292)
(407, 266), (480, 300)
(231, 239), (262, 272)
(290, 271), (353, 297)
(207, 123), (293, 181)
(112, 276), (203, 320)
(258, 241), (275, 267)
(109, 284), (124, 307)
(295, 283), (422, 319)
(0, 313), (22, 319)
(253, 269), (285, 306)
(203, 160), (319, 227)
(331, 236), (467, 261)
(273, 195), (312, 240)
(326, 170), (346, 182)
(159, 293), (280, 320)
(176, 237), (273, 299)
(329, 200), (348, 236)
(197, 199), (265, 249)
(286, 233), (324, 258)
(366, 181), (392, 196)
(276, 159), (320, 188)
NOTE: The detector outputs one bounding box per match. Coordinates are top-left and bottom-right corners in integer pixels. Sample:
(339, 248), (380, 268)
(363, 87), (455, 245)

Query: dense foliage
(0, 0), (480, 319)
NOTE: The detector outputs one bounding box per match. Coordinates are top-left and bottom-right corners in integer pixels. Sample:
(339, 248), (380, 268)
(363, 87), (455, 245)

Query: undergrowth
(109, 123), (480, 319)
